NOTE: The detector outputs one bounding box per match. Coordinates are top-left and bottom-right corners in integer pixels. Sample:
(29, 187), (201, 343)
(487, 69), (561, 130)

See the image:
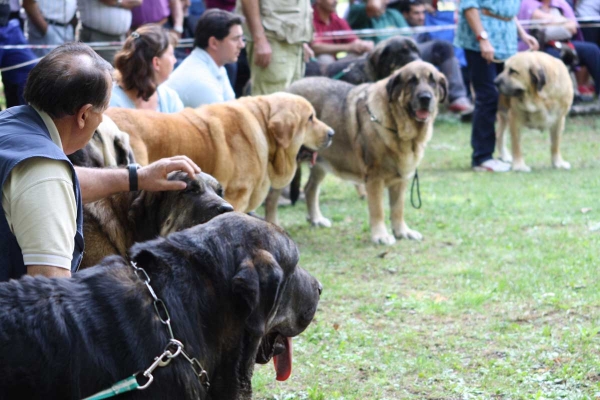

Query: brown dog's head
(494, 51), (548, 97)
(386, 60), (448, 123)
(369, 36), (421, 80)
(263, 92), (334, 152)
(130, 171), (234, 242)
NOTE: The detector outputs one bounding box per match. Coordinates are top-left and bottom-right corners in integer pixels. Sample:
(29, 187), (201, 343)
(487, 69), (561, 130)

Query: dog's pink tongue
(311, 152), (318, 166)
(416, 110), (430, 120)
(273, 337), (292, 381)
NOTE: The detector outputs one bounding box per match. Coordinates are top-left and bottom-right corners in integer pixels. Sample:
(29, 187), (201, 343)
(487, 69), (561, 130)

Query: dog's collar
(364, 100), (398, 134)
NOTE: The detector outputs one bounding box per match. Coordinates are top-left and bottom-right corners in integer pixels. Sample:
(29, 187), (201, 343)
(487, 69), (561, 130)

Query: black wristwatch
(127, 163), (141, 191)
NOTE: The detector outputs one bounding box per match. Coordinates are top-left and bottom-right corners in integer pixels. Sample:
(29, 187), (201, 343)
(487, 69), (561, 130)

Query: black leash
(410, 169), (422, 209)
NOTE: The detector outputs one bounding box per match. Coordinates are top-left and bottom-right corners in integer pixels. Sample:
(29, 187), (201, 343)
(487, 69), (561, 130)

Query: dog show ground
(249, 114), (600, 399)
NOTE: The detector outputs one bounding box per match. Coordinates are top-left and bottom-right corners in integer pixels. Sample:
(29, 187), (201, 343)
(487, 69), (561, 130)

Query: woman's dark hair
(23, 42), (112, 119)
(194, 9), (243, 49)
(114, 24), (178, 101)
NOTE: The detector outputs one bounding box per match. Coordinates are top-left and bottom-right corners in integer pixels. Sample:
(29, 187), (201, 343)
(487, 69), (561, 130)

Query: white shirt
(165, 48), (236, 108)
(77, 0), (132, 36)
(36, 0), (77, 23)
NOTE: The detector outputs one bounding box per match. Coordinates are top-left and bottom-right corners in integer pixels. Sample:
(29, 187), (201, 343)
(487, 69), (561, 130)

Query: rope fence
(1, 16), (599, 73)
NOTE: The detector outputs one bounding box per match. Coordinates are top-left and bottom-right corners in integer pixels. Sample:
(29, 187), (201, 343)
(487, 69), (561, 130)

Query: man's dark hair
(194, 9), (243, 49)
(397, 0), (425, 14)
(23, 42), (112, 119)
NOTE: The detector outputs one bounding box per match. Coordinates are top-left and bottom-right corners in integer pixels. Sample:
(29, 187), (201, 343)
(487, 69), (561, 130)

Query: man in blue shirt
(166, 9), (245, 107)
(454, 0), (538, 172)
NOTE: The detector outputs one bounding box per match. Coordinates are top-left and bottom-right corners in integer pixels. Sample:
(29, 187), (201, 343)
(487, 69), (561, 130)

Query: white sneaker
(472, 159), (511, 172)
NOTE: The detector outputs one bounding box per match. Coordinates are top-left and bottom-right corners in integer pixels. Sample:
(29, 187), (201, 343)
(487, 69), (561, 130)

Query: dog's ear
(386, 71), (404, 103)
(529, 67), (546, 92)
(232, 250), (284, 336)
(437, 72), (448, 103)
(268, 112), (295, 149)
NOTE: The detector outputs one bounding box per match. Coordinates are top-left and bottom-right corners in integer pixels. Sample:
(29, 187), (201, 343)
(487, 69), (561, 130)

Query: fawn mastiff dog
(106, 93), (334, 223)
(494, 51), (573, 172)
(287, 61), (447, 245)
(0, 213), (321, 400)
(81, 171), (233, 268)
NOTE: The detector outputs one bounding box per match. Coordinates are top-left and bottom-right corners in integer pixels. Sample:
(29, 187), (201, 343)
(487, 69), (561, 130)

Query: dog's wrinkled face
(371, 36), (421, 79)
(148, 171), (234, 237)
(494, 53), (547, 97)
(266, 93), (334, 151)
(386, 60), (448, 123)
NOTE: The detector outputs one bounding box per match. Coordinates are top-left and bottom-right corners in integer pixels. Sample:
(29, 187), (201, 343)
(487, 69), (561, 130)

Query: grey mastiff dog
(287, 61), (447, 245)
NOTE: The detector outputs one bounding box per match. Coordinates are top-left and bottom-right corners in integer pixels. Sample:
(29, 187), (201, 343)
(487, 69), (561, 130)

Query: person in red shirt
(311, 0), (374, 64)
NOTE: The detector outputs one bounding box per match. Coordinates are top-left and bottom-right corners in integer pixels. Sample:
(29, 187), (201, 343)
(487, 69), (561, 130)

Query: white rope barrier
(0, 16), (598, 72)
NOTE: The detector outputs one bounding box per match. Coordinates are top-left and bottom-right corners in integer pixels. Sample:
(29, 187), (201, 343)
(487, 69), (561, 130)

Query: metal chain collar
(130, 261), (210, 391)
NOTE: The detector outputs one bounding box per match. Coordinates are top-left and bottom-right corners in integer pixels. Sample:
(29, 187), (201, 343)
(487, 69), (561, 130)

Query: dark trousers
(545, 40), (600, 96)
(465, 49), (504, 166)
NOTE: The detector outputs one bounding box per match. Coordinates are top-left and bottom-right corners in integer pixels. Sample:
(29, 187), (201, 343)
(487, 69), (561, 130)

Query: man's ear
(208, 36), (219, 52)
(77, 104), (94, 129)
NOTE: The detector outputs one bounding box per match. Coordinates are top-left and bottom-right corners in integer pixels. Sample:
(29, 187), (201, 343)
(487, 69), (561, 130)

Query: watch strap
(128, 163), (140, 192)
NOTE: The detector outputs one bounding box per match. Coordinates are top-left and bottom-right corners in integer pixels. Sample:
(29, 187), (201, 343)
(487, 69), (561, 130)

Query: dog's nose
(327, 128), (334, 139)
(218, 203), (234, 214)
(418, 92), (432, 107)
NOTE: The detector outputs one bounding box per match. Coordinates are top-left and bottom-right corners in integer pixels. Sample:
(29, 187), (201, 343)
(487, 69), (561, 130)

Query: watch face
(480, 31), (489, 40)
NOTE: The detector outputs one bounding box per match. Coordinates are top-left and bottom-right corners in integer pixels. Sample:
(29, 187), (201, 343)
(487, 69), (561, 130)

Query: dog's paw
(553, 159), (571, 170)
(511, 163), (531, 172)
(394, 228), (423, 241)
(371, 233), (396, 245)
(307, 216), (332, 228)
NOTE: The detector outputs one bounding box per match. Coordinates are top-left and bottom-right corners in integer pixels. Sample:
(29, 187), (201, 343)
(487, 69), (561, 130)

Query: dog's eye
(409, 76), (418, 85)
(509, 68), (519, 75)
(216, 185), (224, 198)
(308, 114), (314, 122)
(428, 73), (436, 85)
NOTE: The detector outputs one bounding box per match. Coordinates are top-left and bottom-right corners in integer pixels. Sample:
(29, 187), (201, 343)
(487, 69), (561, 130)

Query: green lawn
(252, 114), (600, 399)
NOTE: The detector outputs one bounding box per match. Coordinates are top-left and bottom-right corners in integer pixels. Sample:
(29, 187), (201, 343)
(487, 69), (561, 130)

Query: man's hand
(138, 156), (201, 191)
(121, 0), (143, 8)
(253, 35), (273, 68)
(303, 43), (315, 63)
(349, 39), (374, 54)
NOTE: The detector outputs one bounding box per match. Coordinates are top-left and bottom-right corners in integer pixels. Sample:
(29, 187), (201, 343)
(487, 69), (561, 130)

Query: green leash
(83, 375), (140, 400)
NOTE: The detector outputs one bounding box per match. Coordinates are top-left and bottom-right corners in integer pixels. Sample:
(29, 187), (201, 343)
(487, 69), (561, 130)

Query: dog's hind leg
(264, 188), (282, 225)
(304, 164), (331, 227)
(550, 114), (571, 169)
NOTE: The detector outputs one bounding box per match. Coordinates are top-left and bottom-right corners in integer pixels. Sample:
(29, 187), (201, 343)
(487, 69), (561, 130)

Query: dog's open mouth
(256, 332), (293, 381)
(297, 145), (318, 166)
(414, 109), (431, 122)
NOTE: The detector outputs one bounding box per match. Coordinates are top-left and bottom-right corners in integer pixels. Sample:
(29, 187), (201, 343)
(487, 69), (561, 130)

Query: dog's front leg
(550, 114), (571, 170)
(496, 109), (512, 163)
(366, 178), (395, 245)
(389, 179), (422, 241)
(509, 111), (531, 172)
(304, 164), (332, 227)
(264, 187), (281, 225)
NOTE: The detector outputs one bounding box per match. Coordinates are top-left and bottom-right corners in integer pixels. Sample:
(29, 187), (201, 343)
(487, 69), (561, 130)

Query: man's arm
(99, 0), (143, 10)
(76, 155), (201, 203)
(28, 265), (71, 278)
(23, 0), (48, 34)
(311, 40), (373, 56)
(168, 0), (184, 36)
(240, 0), (272, 67)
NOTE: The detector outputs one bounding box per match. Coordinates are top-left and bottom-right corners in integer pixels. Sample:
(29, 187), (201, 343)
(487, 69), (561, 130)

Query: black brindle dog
(0, 212), (321, 400)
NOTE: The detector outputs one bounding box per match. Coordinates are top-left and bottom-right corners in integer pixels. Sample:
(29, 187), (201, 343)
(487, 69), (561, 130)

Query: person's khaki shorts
(247, 39), (305, 95)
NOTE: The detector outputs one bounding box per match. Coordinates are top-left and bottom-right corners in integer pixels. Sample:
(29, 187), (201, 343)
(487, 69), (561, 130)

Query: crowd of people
(0, 0), (599, 280)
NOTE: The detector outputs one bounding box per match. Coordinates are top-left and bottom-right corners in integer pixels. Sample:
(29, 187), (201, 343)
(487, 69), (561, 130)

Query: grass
(251, 113), (600, 399)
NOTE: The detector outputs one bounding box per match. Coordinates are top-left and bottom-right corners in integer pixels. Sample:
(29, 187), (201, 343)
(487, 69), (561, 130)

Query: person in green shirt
(347, 0), (409, 43)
